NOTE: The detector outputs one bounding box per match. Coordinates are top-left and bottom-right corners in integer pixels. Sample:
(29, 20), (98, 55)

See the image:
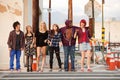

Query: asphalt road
(0, 72), (120, 80)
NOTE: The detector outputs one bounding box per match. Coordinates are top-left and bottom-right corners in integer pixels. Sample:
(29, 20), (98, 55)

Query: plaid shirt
(48, 32), (61, 47)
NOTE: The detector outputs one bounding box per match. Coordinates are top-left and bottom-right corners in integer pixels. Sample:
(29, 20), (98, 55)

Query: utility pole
(91, 0), (95, 37)
(108, 20), (110, 47)
(101, 0), (106, 63)
(68, 0), (73, 23)
(32, 0), (39, 33)
(48, 0), (51, 30)
(90, 0), (95, 64)
(101, 0), (105, 39)
(101, 0), (105, 49)
(89, 0), (95, 37)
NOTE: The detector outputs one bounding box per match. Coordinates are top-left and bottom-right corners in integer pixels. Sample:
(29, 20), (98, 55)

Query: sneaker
(64, 69), (68, 72)
(10, 69), (14, 72)
(71, 69), (75, 72)
(87, 69), (92, 72)
(17, 69), (21, 72)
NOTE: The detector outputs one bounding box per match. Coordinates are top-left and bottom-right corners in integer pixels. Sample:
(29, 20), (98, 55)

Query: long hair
(50, 24), (59, 38)
(39, 21), (47, 32)
(25, 25), (33, 38)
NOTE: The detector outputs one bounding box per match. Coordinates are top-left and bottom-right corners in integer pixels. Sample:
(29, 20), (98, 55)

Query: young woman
(25, 25), (36, 72)
(74, 19), (92, 72)
(35, 21), (48, 72)
(48, 24), (62, 72)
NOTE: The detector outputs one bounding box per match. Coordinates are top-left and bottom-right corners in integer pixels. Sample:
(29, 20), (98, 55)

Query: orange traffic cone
(32, 55), (37, 71)
(108, 58), (116, 70)
(106, 54), (111, 66)
(106, 48), (111, 66)
(118, 58), (120, 69)
(115, 57), (119, 68)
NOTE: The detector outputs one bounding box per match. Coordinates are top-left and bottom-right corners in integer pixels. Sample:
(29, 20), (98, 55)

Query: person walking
(48, 24), (62, 72)
(74, 19), (92, 72)
(7, 21), (25, 72)
(35, 21), (48, 72)
(25, 25), (36, 72)
(60, 20), (78, 71)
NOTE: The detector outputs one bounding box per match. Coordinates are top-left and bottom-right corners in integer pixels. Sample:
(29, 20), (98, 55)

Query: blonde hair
(25, 25), (33, 38)
(39, 21), (47, 32)
(26, 25), (32, 30)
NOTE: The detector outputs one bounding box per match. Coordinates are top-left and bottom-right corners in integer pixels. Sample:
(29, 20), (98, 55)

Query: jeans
(10, 50), (21, 70)
(49, 47), (61, 69)
(63, 46), (75, 70)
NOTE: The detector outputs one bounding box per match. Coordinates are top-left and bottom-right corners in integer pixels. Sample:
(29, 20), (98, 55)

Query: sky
(43, 0), (120, 24)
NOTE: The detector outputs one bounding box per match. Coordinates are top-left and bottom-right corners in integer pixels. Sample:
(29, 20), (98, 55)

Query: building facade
(0, 0), (43, 69)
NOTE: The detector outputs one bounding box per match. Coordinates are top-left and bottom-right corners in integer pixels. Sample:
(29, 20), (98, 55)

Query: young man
(7, 21), (25, 72)
(60, 20), (78, 71)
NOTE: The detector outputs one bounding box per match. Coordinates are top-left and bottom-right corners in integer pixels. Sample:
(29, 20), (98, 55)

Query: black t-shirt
(35, 31), (48, 47)
(15, 34), (21, 50)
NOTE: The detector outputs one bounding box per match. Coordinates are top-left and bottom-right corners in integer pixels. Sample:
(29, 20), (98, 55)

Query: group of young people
(7, 19), (92, 72)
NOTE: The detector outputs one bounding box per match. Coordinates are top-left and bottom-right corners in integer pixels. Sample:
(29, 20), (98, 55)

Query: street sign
(85, 0), (101, 18)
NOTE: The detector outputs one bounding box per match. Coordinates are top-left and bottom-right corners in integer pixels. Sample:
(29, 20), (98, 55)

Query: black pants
(49, 47), (61, 69)
(26, 55), (33, 72)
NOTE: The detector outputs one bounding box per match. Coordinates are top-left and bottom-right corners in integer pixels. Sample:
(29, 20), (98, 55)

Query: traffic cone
(118, 58), (120, 69)
(115, 57), (119, 68)
(106, 54), (111, 66)
(32, 55), (37, 71)
(106, 48), (111, 66)
(108, 58), (116, 70)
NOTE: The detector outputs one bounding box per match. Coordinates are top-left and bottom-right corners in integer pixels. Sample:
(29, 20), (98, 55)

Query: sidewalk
(0, 52), (120, 72)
